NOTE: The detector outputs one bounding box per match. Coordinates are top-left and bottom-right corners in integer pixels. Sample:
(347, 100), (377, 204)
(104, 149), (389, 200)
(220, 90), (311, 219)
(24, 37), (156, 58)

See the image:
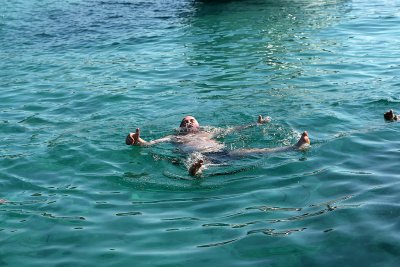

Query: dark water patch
(247, 227), (307, 236)
(115, 211), (142, 216)
(246, 206), (302, 212)
(18, 114), (53, 126)
(34, 32), (55, 38)
(123, 35), (164, 46)
(99, 1), (150, 7)
(163, 217), (200, 221)
(41, 212), (86, 222)
(197, 238), (238, 248)
(131, 196), (222, 206)
(0, 121), (29, 134)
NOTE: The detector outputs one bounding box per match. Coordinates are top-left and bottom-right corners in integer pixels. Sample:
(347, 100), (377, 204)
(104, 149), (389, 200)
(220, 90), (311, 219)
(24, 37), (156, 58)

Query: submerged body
(126, 115), (310, 176)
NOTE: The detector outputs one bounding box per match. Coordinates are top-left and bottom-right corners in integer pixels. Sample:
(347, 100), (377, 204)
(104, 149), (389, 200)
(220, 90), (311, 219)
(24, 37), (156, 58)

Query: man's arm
(126, 128), (173, 146)
(222, 115), (271, 135)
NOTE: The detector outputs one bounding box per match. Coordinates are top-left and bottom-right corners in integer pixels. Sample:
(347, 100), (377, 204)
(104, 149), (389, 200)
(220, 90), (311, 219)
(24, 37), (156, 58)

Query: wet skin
(126, 115), (309, 176)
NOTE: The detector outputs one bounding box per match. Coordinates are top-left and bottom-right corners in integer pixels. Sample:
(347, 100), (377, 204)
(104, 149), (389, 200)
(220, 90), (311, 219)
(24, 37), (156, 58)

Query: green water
(1, 0), (400, 266)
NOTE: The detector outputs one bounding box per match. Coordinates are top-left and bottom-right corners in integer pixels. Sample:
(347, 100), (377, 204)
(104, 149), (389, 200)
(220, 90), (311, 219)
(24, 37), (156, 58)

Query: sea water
(1, 0), (400, 266)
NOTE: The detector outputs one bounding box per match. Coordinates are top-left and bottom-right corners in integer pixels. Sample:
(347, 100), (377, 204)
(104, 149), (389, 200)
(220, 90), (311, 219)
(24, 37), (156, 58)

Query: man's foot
(189, 159), (204, 176)
(295, 131), (310, 149)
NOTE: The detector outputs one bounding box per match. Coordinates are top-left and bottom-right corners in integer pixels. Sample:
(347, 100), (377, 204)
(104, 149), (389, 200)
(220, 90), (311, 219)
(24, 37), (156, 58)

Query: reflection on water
(152, 194), (359, 248)
(187, 0), (351, 79)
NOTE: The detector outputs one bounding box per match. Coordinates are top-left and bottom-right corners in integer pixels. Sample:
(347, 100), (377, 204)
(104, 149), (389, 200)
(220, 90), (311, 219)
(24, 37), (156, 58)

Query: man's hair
(384, 110), (394, 120)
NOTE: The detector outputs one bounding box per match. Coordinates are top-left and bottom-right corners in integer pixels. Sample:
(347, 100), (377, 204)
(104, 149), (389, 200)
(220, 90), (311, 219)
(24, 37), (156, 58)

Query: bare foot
(189, 159), (204, 176)
(295, 131), (310, 149)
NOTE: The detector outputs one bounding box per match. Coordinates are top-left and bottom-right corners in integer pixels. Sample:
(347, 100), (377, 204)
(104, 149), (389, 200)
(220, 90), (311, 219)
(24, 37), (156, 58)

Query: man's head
(179, 116), (200, 133)
(384, 109), (397, 121)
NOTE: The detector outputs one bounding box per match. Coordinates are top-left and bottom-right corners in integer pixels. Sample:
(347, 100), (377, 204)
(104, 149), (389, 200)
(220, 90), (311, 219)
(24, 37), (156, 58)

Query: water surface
(1, 0), (400, 266)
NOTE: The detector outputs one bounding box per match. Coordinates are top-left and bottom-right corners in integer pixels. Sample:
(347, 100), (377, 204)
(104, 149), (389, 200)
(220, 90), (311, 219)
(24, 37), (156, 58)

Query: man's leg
(229, 131), (310, 156)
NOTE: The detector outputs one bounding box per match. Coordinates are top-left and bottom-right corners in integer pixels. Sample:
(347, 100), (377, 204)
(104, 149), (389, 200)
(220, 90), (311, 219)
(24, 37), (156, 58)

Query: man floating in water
(126, 115), (310, 176)
(384, 109), (399, 121)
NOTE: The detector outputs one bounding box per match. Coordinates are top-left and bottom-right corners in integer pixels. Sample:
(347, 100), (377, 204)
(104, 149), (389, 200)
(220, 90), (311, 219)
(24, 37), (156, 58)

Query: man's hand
(126, 128), (145, 145)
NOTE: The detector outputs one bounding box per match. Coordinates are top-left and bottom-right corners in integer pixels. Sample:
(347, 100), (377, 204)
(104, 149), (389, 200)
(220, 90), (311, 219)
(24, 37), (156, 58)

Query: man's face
(179, 116), (200, 132)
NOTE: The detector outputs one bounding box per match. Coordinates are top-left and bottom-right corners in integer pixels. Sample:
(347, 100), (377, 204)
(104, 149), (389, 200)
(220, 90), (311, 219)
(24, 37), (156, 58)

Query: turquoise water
(1, 0), (400, 265)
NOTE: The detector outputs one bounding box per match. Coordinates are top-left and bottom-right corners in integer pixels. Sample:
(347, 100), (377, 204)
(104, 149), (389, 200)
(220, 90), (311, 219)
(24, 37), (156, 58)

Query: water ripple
(2, 0), (400, 265)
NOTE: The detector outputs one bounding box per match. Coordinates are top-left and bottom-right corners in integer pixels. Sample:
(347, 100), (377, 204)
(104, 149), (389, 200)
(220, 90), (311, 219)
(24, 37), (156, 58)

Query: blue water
(1, 0), (400, 266)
